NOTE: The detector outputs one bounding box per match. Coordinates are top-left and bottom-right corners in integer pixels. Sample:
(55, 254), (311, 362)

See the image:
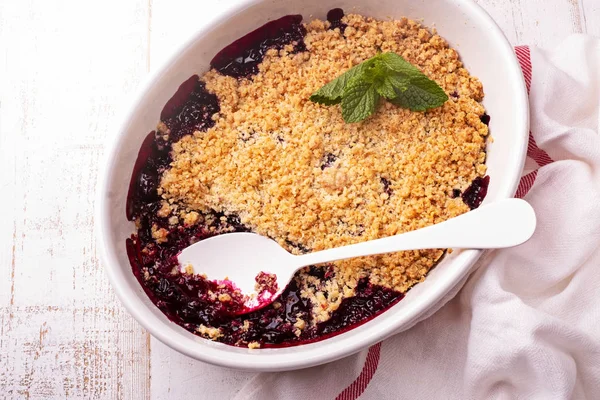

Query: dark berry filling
(318, 278), (402, 336)
(126, 209), (403, 347)
(210, 15), (307, 78)
(462, 175), (490, 209)
(327, 8), (347, 33)
(126, 130), (166, 220)
(161, 75), (220, 142)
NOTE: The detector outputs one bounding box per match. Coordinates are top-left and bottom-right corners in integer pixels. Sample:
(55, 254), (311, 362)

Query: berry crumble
(126, 10), (490, 348)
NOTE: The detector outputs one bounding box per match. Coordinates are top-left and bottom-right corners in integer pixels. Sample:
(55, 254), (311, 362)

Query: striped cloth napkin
(202, 36), (600, 399)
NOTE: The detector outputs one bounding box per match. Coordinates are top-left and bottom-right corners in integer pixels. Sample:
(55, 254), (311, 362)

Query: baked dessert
(126, 9), (490, 348)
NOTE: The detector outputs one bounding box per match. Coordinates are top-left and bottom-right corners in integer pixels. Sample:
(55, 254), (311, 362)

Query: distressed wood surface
(0, 0), (595, 398)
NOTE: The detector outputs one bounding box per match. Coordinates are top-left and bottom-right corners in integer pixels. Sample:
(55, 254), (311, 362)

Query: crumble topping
(248, 341), (261, 349)
(158, 14), (487, 329)
(151, 224), (169, 243)
(197, 324), (223, 340)
(183, 210), (200, 226)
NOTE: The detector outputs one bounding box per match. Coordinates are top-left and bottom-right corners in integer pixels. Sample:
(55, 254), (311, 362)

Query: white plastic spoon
(178, 198), (536, 313)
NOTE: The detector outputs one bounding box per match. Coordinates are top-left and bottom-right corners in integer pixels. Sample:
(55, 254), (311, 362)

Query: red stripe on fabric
(335, 343), (382, 400)
(515, 46), (532, 93)
(515, 170), (538, 198)
(527, 132), (554, 166)
(515, 46), (554, 169)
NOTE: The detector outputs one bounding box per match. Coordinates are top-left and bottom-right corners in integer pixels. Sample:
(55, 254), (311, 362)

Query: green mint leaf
(379, 52), (448, 110)
(388, 75), (449, 111)
(376, 74), (409, 99)
(378, 52), (423, 76)
(362, 60), (397, 98)
(375, 77), (396, 98)
(361, 60), (386, 83)
(310, 60), (374, 105)
(341, 80), (380, 123)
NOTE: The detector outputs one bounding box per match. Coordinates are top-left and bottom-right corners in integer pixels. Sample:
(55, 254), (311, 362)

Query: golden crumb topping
(159, 14), (487, 325)
(196, 324), (223, 340)
(247, 341), (261, 349)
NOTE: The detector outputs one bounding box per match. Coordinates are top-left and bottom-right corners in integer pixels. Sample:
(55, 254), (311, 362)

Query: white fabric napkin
(201, 35), (600, 400)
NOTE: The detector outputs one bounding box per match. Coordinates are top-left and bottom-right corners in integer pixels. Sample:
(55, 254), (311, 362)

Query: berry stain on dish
(126, 9), (491, 348)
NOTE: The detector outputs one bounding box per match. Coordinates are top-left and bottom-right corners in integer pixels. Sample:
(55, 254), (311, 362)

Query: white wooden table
(1, 1), (598, 398)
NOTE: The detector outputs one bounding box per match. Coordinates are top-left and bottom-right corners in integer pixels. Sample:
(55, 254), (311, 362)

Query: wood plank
(150, 341), (254, 399)
(475, 0), (524, 44)
(0, 0), (152, 398)
(148, 0), (237, 69)
(476, 0), (585, 46)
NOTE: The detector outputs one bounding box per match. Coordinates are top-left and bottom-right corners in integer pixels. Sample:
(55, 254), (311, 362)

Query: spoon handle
(293, 198), (536, 268)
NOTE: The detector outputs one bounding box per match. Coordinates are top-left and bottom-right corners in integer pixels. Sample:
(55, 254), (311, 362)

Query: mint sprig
(310, 52), (448, 123)
(309, 60), (374, 105)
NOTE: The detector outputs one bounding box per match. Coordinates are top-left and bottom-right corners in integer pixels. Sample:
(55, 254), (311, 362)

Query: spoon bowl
(178, 198), (536, 313)
(178, 232), (296, 312)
